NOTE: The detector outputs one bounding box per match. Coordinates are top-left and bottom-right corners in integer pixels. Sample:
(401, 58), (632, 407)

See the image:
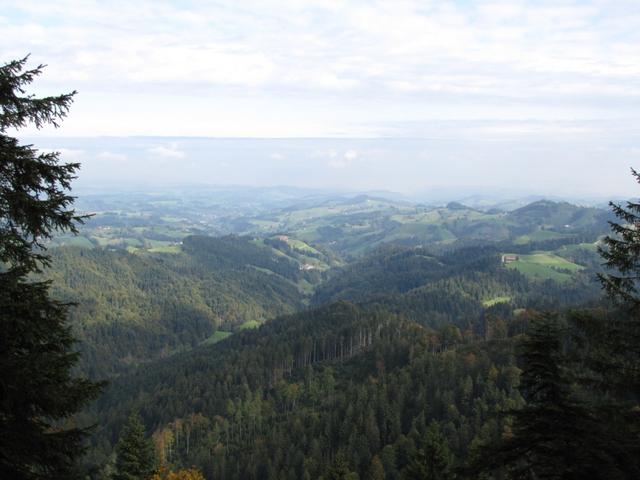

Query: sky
(2, 0), (640, 197)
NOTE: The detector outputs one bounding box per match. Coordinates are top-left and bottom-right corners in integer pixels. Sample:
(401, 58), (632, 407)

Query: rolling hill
(46, 235), (334, 377)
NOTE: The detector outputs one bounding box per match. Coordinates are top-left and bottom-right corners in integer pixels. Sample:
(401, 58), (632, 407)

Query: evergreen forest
(44, 194), (638, 479)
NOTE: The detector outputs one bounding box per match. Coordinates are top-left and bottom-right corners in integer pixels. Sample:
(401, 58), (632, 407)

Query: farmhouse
(502, 254), (519, 264)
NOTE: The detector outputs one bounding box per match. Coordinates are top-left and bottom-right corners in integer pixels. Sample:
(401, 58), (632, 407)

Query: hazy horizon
(29, 135), (639, 201)
(5, 0), (640, 200)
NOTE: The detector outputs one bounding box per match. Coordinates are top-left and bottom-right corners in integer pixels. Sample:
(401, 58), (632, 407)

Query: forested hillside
(313, 244), (602, 328)
(46, 236), (317, 377)
(88, 302), (525, 479)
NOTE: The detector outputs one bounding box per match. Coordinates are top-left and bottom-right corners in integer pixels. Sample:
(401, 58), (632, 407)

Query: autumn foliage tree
(149, 466), (205, 480)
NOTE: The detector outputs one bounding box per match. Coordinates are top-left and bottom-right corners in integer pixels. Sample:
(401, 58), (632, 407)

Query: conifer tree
(589, 167), (640, 395)
(113, 413), (157, 480)
(406, 422), (454, 480)
(598, 168), (640, 305)
(469, 314), (635, 479)
(0, 56), (103, 479)
(325, 451), (359, 480)
(469, 170), (640, 479)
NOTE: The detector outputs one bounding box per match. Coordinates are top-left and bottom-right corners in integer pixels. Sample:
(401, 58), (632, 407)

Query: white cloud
(96, 151), (127, 163)
(148, 144), (186, 159)
(329, 149), (359, 169)
(345, 149), (358, 161)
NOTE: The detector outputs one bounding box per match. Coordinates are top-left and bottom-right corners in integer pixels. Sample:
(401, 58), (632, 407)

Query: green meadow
(202, 330), (233, 345)
(482, 295), (512, 307)
(505, 251), (584, 282)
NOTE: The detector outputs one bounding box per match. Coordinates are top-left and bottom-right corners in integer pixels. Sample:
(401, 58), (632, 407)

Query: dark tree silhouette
(598, 168), (640, 305)
(0, 56), (103, 479)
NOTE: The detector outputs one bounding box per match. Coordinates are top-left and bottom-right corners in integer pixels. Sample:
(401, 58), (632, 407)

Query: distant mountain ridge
(61, 191), (616, 262)
(508, 199), (612, 230)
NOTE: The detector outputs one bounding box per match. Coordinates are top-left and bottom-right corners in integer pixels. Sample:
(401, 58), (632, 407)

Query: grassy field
(514, 230), (570, 244)
(202, 330), (233, 345)
(147, 243), (181, 254)
(250, 219), (280, 231)
(239, 320), (260, 330)
(505, 251), (583, 282)
(51, 235), (95, 249)
(124, 241), (182, 254)
(287, 238), (322, 255)
(557, 242), (599, 253)
(482, 296), (512, 307)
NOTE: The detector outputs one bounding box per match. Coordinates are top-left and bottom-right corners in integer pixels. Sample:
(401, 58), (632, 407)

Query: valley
(40, 189), (615, 478)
